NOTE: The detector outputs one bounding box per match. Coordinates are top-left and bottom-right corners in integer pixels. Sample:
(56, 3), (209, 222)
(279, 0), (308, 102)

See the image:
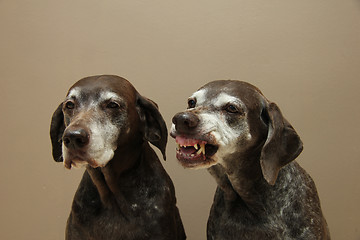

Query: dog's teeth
(201, 143), (206, 155)
(195, 143), (206, 156)
(194, 144), (198, 150)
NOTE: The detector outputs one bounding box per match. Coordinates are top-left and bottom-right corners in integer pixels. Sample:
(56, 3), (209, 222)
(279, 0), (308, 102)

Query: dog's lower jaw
(64, 158), (99, 169)
(63, 149), (115, 170)
(177, 154), (218, 169)
(175, 147), (221, 169)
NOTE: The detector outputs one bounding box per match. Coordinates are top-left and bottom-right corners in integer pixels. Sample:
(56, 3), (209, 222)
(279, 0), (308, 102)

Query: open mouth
(175, 136), (218, 167)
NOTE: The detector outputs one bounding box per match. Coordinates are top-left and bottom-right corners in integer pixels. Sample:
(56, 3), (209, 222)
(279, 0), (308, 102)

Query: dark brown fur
(50, 75), (186, 240)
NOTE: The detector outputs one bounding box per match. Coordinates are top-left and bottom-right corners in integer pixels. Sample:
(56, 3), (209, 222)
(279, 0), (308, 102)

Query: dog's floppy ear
(260, 102), (303, 185)
(136, 94), (168, 160)
(50, 103), (65, 162)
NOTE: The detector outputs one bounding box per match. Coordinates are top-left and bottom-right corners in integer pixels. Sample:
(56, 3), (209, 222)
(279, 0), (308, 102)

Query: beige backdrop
(1, 0), (359, 239)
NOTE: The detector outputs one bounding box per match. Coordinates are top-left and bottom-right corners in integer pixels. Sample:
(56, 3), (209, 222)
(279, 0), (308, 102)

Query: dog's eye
(106, 101), (120, 109)
(188, 99), (196, 109)
(65, 101), (75, 110)
(225, 104), (239, 113)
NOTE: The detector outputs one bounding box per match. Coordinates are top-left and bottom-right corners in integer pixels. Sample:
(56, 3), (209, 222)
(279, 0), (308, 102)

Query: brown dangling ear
(50, 103), (65, 162)
(136, 94), (168, 160)
(260, 102), (303, 185)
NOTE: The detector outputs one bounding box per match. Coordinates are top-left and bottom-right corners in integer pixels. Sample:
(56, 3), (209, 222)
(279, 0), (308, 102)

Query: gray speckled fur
(171, 80), (330, 240)
(207, 162), (329, 240)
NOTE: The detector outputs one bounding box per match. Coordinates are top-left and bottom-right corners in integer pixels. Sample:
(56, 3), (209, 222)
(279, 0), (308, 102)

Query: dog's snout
(172, 112), (200, 132)
(63, 128), (90, 149)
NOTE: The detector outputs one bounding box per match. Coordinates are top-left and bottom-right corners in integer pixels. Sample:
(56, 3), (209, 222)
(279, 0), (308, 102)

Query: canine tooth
(201, 143), (206, 155)
(194, 144), (198, 150)
(195, 143), (206, 155)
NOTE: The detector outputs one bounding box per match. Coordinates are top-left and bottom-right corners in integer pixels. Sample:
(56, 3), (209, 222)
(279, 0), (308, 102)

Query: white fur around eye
(190, 89), (207, 106)
(212, 93), (244, 109)
(99, 91), (123, 103)
(67, 87), (81, 99)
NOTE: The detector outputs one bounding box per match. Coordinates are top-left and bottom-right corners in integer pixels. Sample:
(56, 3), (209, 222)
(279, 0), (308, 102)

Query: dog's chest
(69, 173), (169, 239)
(207, 189), (283, 240)
(207, 164), (323, 240)
(70, 191), (165, 239)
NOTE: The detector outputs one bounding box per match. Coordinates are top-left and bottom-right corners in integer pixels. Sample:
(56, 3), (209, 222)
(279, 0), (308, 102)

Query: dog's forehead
(66, 75), (137, 102)
(191, 80), (264, 107)
(67, 87), (123, 102)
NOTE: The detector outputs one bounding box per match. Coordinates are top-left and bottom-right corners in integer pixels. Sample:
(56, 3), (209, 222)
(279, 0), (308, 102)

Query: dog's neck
(209, 152), (268, 213)
(109, 141), (145, 176)
(86, 140), (148, 211)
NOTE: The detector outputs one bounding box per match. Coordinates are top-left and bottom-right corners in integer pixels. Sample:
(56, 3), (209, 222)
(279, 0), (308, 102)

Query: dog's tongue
(175, 136), (203, 146)
(180, 146), (197, 155)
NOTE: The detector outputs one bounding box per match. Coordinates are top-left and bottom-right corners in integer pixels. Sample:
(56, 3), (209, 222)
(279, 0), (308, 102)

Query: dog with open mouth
(50, 75), (186, 240)
(170, 80), (330, 240)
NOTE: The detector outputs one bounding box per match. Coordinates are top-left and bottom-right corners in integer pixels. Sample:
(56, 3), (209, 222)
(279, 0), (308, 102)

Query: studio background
(1, 1), (359, 239)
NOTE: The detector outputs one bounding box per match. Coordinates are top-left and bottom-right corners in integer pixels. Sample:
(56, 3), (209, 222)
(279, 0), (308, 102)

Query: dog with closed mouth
(50, 75), (186, 240)
(170, 80), (330, 240)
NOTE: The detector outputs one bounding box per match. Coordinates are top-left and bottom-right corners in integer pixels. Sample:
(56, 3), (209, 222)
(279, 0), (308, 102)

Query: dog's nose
(63, 128), (90, 149)
(172, 112), (200, 132)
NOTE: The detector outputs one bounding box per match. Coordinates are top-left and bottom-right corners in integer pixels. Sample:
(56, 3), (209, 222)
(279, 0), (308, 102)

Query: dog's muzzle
(62, 126), (95, 169)
(171, 111), (219, 168)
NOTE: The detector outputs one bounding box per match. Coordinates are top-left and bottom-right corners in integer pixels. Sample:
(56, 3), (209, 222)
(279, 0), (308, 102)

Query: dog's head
(50, 75), (167, 169)
(170, 80), (302, 185)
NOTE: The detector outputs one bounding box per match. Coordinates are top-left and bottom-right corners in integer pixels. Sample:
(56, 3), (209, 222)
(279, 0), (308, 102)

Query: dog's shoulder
(271, 162), (317, 198)
(265, 162), (327, 239)
(266, 162), (321, 213)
